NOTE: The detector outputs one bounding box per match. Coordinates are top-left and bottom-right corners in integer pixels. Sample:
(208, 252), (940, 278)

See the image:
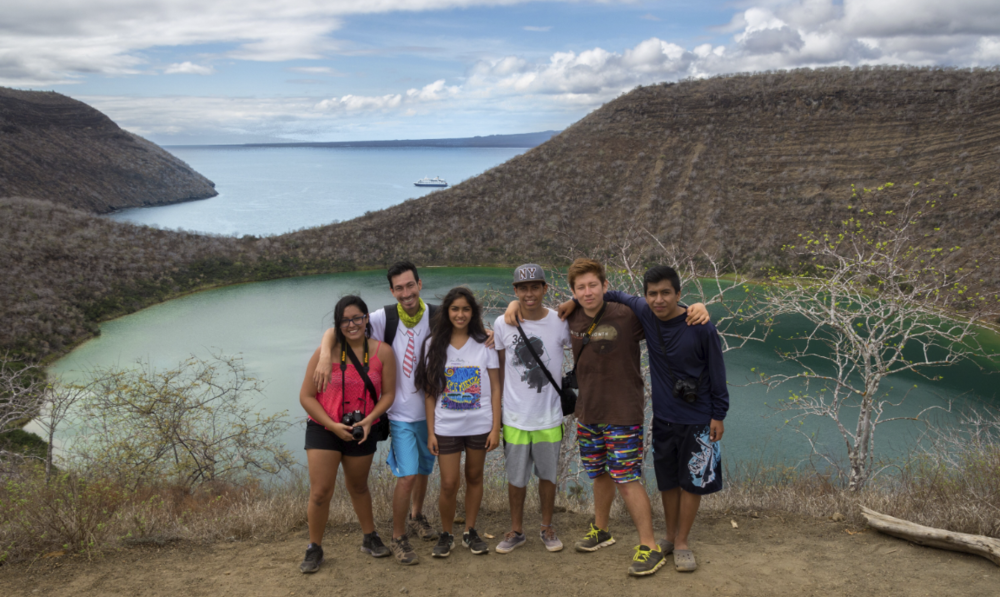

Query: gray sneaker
(432, 532), (455, 558)
(495, 530), (526, 554)
(299, 543), (324, 574)
(361, 531), (390, 558)
(407, 513), (439, 541)
(389, 535), (419, 565)
(574, 522), (615, 552)
(540, 525), (563, 552)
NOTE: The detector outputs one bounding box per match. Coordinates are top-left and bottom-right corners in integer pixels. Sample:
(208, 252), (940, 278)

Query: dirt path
(2, 510), (997, 596)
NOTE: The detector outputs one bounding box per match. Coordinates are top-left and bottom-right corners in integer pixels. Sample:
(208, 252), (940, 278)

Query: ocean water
(107, 146), (527, 237)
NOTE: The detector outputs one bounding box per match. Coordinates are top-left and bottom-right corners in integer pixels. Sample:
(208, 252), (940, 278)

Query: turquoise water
(45, 270), (999, 471)
(106, 146), (526, 237)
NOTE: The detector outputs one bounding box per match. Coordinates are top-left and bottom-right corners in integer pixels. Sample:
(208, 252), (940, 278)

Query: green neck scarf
(398, 298), (427, 328)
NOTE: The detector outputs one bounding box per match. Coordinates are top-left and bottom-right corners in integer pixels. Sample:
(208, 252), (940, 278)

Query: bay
(106, 146), (527, 237)
(45, 270), (999, 471)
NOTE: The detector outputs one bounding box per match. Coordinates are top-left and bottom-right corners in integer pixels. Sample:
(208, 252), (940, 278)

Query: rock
(832, 512), (846, 522)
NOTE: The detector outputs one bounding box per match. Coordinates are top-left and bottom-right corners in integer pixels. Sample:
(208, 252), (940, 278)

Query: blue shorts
(387, 419), (435, 477)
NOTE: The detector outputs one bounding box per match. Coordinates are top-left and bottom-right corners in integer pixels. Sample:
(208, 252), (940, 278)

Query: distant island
(168, 130), (560, 149)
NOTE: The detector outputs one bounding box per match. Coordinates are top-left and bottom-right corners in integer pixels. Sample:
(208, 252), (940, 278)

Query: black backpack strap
(383, 304), (399, 346)
(515, 324), (562, 392)
(427, 303), (438, 324)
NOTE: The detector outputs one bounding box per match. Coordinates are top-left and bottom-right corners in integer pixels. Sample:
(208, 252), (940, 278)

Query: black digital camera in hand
(342, 410), (365, 441)
(561, 371), (578, 390)
(674, 378), (699, 404)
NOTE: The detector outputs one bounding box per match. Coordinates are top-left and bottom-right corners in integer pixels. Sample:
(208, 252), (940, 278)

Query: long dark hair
(414, 287), (488, 399)
(333, 295), (372, 351)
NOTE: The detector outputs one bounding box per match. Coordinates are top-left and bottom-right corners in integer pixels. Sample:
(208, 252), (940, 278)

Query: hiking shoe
(575, 522), (615, 552)
(540, 525), (564, 552)
(407, 513), (439, 541)
(462, 528), (490, 555)
(361, 531), (390, 558)
(656, 538), (675, 555)
(628, 544), (666, 577)
(299, 543), (324, 574)
(389, 535), (419, 565)
(495, 530), (526, 554)
(432, 532), (455, 558)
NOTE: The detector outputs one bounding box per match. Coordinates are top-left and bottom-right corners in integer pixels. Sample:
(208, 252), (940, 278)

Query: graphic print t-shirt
(430, 339), (499, 437)
(492, 310), (572, 431)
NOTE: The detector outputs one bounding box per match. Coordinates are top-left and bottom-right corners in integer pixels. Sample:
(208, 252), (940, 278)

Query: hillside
(0, 87), (217, 213)
(3, 67), (1000, 362)
(292, 67), (1000, 287)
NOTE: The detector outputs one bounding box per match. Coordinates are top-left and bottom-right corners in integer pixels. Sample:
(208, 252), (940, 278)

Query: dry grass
(3, 441), (997, 564)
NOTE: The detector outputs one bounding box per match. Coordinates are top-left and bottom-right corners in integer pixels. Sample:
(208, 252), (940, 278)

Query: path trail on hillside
(1, 510), (996, 596)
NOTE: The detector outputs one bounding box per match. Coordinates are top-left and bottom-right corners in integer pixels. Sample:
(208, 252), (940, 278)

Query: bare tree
(33, 380), (86, 482)
(756, 186), (998, 491)
(69, 353), (295, 489)
(0, 354), (46, 467)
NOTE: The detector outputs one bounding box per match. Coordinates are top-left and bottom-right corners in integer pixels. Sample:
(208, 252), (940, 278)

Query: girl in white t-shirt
(415, 287), (500, 557)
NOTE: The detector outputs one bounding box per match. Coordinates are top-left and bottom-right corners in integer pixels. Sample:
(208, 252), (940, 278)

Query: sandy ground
(2, 509), (997, 597)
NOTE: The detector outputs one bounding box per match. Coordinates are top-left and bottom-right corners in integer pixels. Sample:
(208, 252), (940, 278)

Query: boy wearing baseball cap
(492, 264), (571, 554)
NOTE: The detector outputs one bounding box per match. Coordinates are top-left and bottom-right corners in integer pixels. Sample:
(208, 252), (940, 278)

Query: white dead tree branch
(756, 187), (998, 491)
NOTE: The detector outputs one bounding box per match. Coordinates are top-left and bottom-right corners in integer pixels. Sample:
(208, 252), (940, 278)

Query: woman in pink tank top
(297, 295), (396, 573)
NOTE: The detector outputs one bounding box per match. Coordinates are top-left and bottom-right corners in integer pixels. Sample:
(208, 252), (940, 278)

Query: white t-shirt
(429, 338), (499, 437)
(493, 310), (572, 431)
(369, 306), (431, 423)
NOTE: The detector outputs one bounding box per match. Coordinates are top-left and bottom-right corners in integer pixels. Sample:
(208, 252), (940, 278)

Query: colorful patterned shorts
(576, 422), (644, 484)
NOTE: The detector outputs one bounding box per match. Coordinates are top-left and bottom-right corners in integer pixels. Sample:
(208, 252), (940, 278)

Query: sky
(2, 1), (999, 144)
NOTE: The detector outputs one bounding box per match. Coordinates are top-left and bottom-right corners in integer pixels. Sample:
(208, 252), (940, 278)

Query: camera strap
(515, 323), (562, 393)
(570, 301), (606, 376)
(342, 339), (378, 416)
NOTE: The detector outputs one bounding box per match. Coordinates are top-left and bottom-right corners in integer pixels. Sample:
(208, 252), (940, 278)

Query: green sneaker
(574, 522), (615, 552)
(627, 544), (666, 577)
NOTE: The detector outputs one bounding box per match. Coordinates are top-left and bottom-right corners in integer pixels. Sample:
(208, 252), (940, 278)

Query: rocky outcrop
(0, 87), (217, 213)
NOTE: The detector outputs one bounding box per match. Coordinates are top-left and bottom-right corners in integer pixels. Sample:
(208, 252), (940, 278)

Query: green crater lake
(47, 269), (999, 471)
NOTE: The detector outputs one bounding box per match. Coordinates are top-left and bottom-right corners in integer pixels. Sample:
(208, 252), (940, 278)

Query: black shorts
(652, 417), (723, 495)
(436, 432), (489, 455)
(305, 420), (378, 457)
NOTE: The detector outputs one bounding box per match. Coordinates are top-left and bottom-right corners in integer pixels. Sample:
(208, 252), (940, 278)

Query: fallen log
(861, 507), (1000, 567)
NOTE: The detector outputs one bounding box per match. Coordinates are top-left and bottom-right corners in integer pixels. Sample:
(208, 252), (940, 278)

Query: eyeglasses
(340, 314), (368, 328)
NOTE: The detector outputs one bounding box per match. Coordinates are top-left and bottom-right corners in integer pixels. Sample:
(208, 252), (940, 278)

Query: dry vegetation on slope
(0, 87), (217, 213)
(299, 67), (1000, 286)
(2, 67), (1000, 363)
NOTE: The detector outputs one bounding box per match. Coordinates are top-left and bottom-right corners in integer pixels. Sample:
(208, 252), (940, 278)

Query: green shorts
(502, 424), (562, 488)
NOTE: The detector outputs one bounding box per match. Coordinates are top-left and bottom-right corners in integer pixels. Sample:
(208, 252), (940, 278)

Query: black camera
(342, 410), (365, 440)
(674, 378), (699, 404)
(561, 371), (578, 390)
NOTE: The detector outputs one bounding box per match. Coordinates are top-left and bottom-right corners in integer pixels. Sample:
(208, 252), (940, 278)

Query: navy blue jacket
(605, 291), (729, 424)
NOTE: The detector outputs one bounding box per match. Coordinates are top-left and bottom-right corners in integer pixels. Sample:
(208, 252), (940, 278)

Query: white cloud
(523, 26), (552, 32)
(641, 14), (661, 22)
(164, 61), (215, 75)
(0, 0), (563, 85)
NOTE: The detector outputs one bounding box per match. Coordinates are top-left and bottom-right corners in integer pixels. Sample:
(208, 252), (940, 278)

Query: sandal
(673, 548), (697, 572)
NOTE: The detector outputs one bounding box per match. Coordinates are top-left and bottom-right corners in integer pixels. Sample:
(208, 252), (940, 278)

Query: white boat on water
(414, 176), (448, 187)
